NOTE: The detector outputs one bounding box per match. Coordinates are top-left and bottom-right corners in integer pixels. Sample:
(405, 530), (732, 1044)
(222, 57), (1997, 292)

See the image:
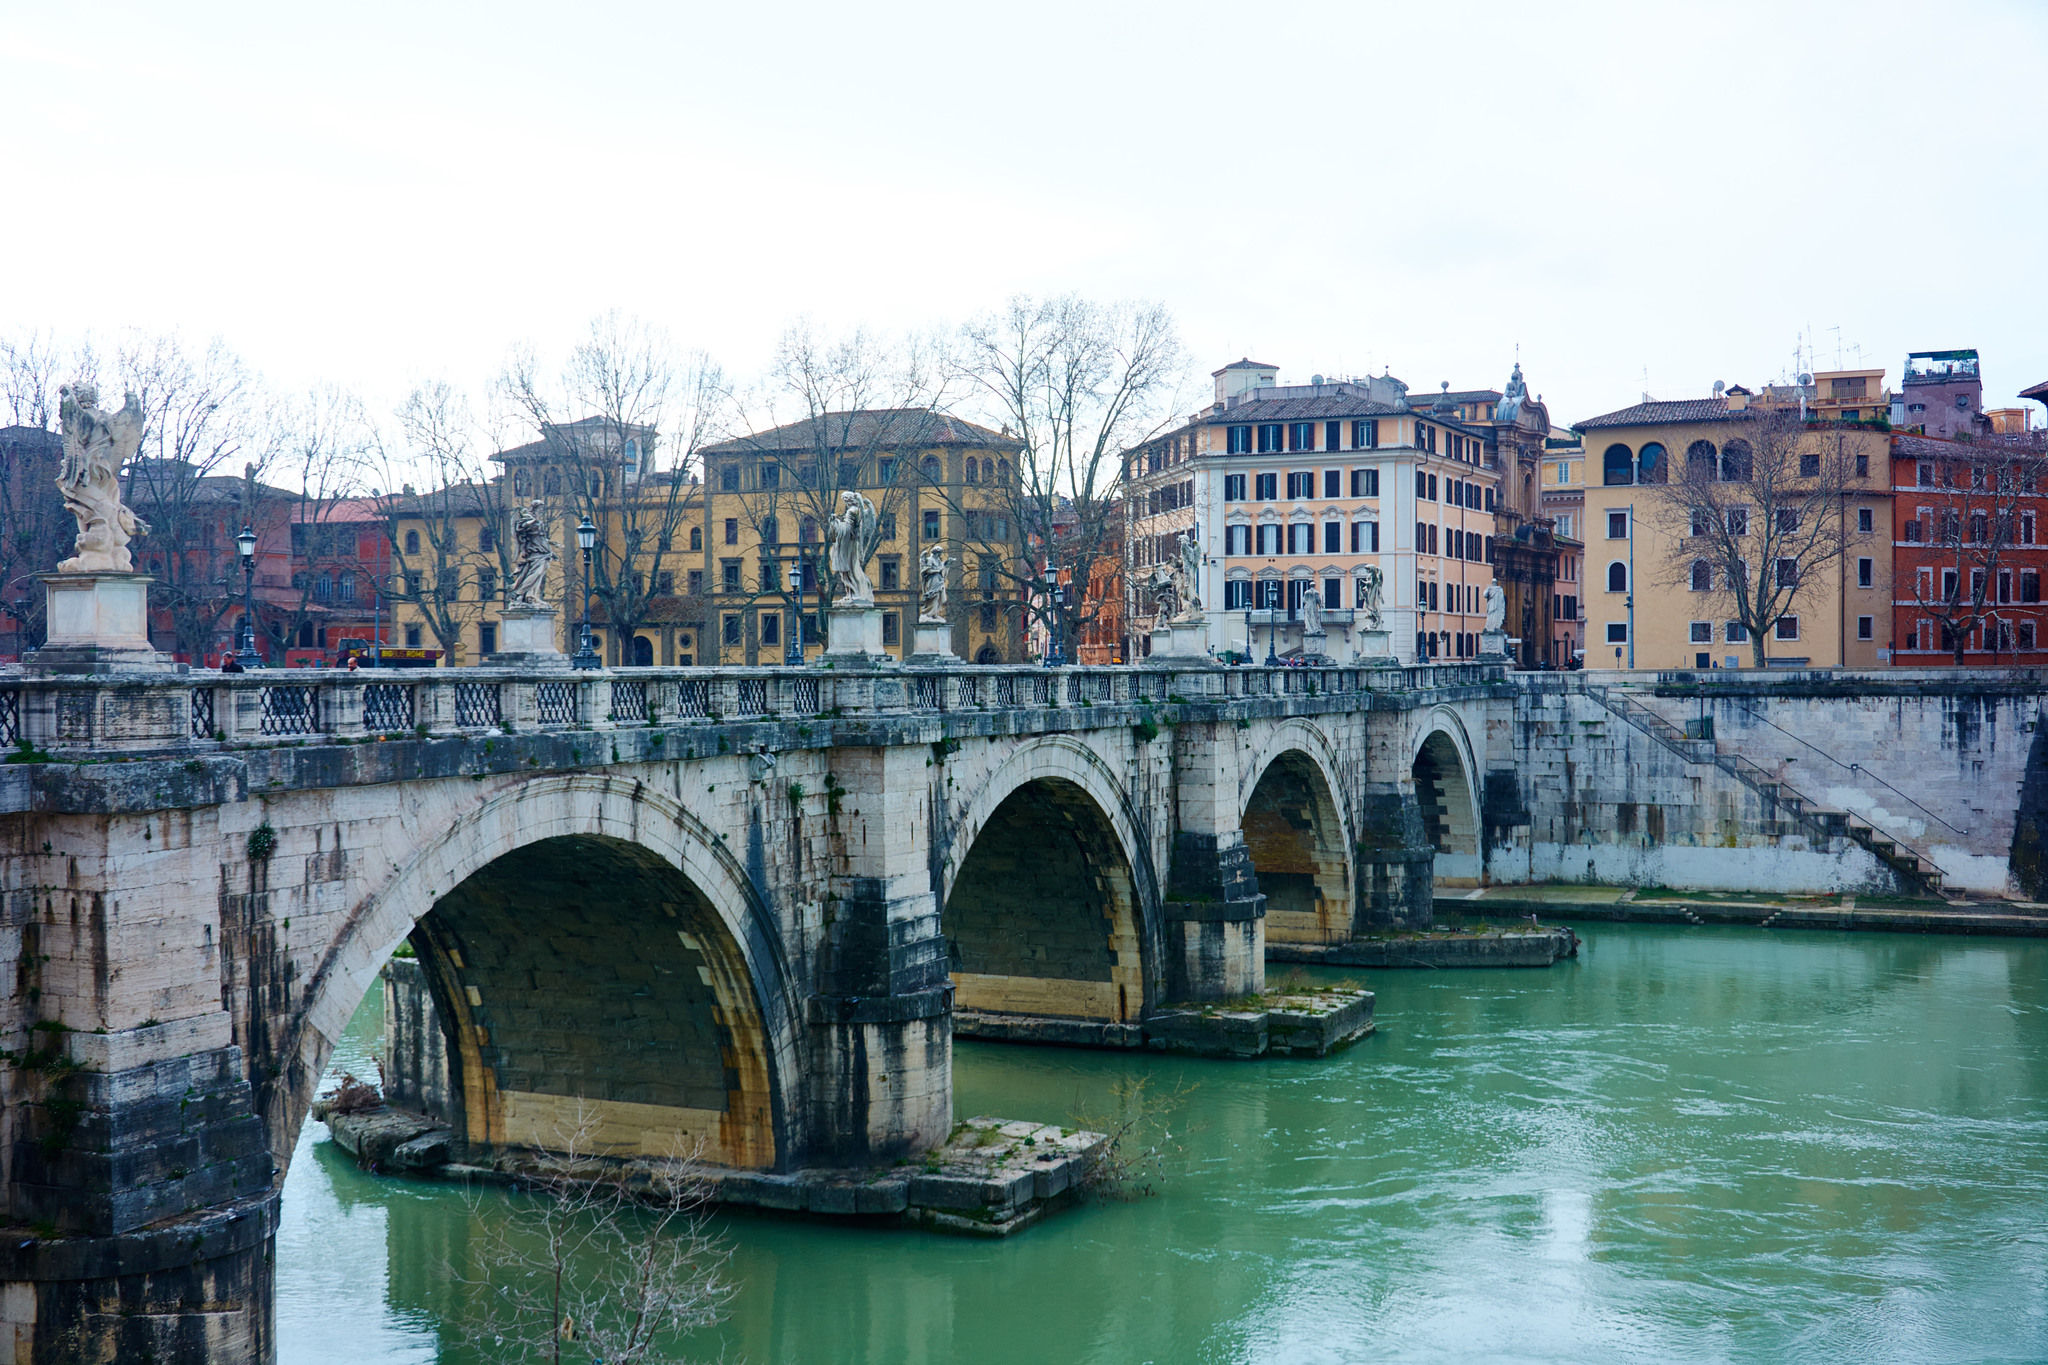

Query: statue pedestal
(906, 619), (957, 664)
(825, 604), (894, 666)
(26, 572), (170, 674)
(488, 607), (569, 669)
(1147, 618), (1211, 660)
(1301, 629), (1333, 663)
(1479, 629), (1510, 660)
(1355, 629), (1395, 665)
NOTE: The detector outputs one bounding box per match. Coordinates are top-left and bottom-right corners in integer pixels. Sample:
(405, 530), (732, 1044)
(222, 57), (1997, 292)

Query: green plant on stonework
(787, 781), (806, 805)
(4, 738), (52, 764)
(1131, 712), (1159, 744)
(246, 822), (277, 862)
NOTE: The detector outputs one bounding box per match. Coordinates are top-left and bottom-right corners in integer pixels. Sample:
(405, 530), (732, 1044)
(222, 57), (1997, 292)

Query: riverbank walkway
(1442, 884), (2048, 937)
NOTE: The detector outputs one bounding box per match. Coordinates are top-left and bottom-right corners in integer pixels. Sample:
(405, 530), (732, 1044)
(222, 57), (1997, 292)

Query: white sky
(6, 0), (2046, 430)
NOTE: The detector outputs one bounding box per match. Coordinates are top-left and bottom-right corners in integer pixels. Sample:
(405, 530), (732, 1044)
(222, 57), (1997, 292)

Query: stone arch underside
(409, 834), (779, 1170)
(1244, 750), (1354, 945)
(275, 775), (799, 1177)
(943, 777), (1145, 1022)
(1413, 728), (1481, 883)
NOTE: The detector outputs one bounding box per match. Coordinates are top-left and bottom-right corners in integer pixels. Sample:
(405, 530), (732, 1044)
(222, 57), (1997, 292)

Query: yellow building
(1574, 387), (1893, 671)
(383, 483), (510, 666)
(697, 411), (1025, 665)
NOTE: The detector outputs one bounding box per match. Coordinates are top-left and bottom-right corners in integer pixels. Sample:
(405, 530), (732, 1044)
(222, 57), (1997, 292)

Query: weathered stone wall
(1626, 675), (2047, 895)
(380, 958), (453, 1122)
(1490, 679), (1900, 893)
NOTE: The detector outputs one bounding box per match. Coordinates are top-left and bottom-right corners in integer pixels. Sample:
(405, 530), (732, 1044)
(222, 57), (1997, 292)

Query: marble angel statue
(56, 383), (149, 573)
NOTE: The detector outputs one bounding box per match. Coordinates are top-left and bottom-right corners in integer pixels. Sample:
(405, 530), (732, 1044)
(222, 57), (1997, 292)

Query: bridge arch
(1412, 709), (1483, 883)
(277, 773), (800, 1175)
(1241, 736), (1356, 945)
(938, 736), (1160, 1022)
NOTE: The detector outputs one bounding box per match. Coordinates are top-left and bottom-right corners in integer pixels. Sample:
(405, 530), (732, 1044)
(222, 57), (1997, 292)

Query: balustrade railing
(0, 656), (1495, 752)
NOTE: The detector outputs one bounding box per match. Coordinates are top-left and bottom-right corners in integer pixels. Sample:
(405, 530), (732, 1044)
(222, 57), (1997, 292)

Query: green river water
(277, 925), (2048, 1364)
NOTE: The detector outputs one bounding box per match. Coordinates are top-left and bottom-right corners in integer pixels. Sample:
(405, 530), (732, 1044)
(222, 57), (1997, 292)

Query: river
(277, 925), (2048, 1363)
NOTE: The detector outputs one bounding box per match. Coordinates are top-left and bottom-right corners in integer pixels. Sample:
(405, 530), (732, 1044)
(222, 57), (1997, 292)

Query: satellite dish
(1798, 373), (1813, 386)
(1311, 374), (1324, 386)
(1712, 380), (1725, 397)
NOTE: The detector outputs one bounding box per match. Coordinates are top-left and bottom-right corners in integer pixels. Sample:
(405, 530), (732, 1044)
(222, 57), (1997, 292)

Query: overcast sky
(6, 0), (2046, 432)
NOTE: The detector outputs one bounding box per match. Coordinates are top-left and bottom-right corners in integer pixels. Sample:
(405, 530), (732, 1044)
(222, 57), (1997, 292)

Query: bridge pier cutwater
(4, 658), (2032, 1363)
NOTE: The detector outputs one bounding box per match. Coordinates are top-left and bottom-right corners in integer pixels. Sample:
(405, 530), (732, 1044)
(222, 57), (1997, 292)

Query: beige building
(1575, 388), (1893, 670)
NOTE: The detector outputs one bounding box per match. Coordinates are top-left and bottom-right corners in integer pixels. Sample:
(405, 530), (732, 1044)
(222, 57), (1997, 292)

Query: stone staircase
(1584, 684), (1947, 898)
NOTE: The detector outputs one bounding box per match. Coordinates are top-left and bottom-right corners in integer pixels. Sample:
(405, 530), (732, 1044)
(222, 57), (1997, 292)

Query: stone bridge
(0, 657), (1502, 1363)
(5, 656), (2040, 1362)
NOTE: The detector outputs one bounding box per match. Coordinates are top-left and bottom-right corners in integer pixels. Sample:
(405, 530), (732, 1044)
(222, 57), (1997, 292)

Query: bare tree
(377, 382), (505, 661)
(452, 1109), (733, 1364)
(0, 331), (81, 650)
(117, 333), (277, 661)
(712, 321), (954, 654)
(1895, 432), (2048, 664)
(0, 329), (65, 429)
(1644, 408), (1872, 667)
(952, 295), (1184, 663)
(269, 386), (378, 657)
(500, 313), (718, 664)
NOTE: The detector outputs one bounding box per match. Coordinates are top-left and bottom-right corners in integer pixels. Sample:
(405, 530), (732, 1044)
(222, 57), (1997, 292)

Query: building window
(1323, 468), (1342, 498)
(687, 569), (703, 595)
(1775, 615), (1800, 640)
(1857, 508), (1873, 533)
(1607, 562), (1628, 592)
(1289, 422), (1315, 452)
(1353, 419), (1379, 449)
(1690, 560), (1712, 591)
(1726, 622), (1747, 643)
(1287, 523), (1313, 555)
(881, 612), (899, 646)
(880, 558), (900, 590)
(1721, 441), (1753, 482)
(689, 526), (703, 551)
(1225, 473), (1247, 501)
(1257, 424), (1284, 453)
(1606, 623), (1628, 643)
(1257, 524), (1281, 555)
(1857, 557), (1873, 588)
(404, 529), (421, 554)
(1226, 525), (1249, 556)
(480, 623), (497, 655)
(1323, 521), (1342, 553)
(1775, 558), (1799, 587)
(1224, 580), (1252, 610)
(1603, 444), (1634, 486)
(1607, 511), (1628, 539)
(720, 463), (740, 492)
(759, 463), (780, 490)
(1799, 452), (1821, 477)
(1287, 471), (1313, 499)
(1857, 615), (1874, 640)
(405, 624), (422, 649)
(1727, 507), (1749, 537)
(1690, 622), (1712, 643)
(722, 561), (741, 593)
(1228, 425), (1252, 453)
(2021, 621), (2038, 651)
(1350, 521), (1379, 553)
(1351, 467), (1379, 497)
(723, 614), (741, 646)
(923, 509), (941, 539)
(1254, 472), (1277, 501)
(724, 518), (738, 545)
(2023, 570), (2040, 604)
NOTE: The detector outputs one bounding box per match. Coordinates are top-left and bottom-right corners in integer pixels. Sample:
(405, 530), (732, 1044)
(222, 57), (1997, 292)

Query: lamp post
(1243, 606), (1253, 666)
(1263, 586), (1278, 666)
(234, 524), (262, 668)
(572, 515), (600, 669)
(785, 552), (806, 666)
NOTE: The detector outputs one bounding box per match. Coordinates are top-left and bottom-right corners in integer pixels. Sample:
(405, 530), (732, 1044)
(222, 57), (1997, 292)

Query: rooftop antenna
(1830, 324), (1843, 369)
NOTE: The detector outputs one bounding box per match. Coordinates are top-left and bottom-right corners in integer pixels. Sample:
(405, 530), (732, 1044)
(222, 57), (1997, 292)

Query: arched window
(1691, 560), (1712, 591)
(623, 438), (640, 470)
(688, 526), (702, 551)
(514, 469), (531, 496)
(1603, 444), (1635, 486)
(404, 529), (420, 555)
(631, 635), (653, 666)
(1608, 561), (1628, 592)
(966, 458), (980, 484)
(1638, 442), (1667, 484)
(974, 644), (1001, 664)
(761, 516), (780, 545)
(1720, 440), (1753, 481)
(998, 460), (1009, 483)
(544, 469), (562, 495)
(1686, 440), (1717, 481)
(921, 455), (941, 482)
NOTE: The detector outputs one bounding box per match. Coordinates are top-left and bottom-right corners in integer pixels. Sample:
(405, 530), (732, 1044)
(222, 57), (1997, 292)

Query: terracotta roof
(2019, 379), (2048, 403)
(702, 409), (1019, 456)
(1204, 397), (1410, 424)
(1211, 358), (1278, 374)
(1575, 397), (1742, 429)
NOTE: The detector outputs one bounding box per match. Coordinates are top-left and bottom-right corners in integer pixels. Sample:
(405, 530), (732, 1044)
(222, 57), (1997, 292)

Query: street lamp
(234, 525), (262, 668)
(572, 515), (600, 669)
(1263, 586), (1278, 666)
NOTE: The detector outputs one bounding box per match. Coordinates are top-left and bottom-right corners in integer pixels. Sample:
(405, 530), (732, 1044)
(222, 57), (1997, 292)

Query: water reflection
(281, 928), (2048, 1364)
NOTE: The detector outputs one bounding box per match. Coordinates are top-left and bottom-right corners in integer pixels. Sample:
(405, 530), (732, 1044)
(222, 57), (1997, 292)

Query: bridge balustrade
(0, 658), (1499, 754)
